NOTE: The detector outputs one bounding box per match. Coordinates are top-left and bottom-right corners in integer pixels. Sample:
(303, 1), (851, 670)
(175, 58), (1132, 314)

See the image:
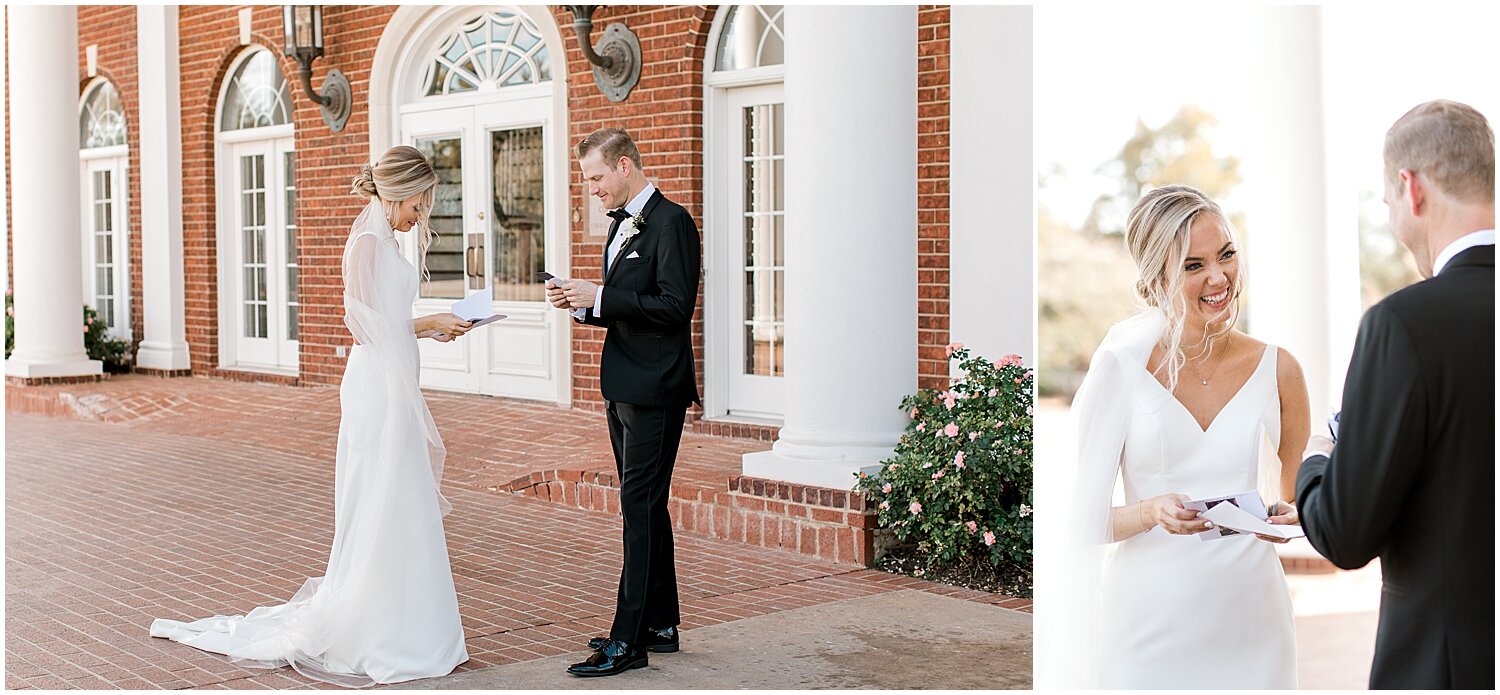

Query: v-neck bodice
(1121, 344), (1280, 503)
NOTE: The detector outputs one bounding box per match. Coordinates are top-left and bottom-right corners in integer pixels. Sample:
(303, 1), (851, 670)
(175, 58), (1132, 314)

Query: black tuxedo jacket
(578, 189), (702, 409)
(1296, 244), (1494, 689)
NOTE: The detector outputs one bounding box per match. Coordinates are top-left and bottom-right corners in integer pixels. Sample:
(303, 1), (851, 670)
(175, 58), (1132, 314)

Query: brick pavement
(6, 381), (1029, 690)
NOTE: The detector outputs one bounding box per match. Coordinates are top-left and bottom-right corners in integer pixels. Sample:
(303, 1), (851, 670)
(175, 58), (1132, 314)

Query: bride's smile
(1180, 214), (1239, 324)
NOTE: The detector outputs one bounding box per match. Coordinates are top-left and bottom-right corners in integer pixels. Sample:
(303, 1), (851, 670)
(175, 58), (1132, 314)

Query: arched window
(78, 79), (130, 338)
(216, 48), (298, 372)
(714, 4), (785, 72)
(421, 9), (552, 96)
(79, 80), (127, 149)
(220, 50), (293, 131)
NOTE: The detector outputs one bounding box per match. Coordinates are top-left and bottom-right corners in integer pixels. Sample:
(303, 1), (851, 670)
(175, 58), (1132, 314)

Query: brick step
(502, 470), (876, 567)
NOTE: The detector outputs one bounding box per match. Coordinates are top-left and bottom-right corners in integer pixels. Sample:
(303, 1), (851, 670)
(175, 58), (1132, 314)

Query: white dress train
(150, 201), (467, 687)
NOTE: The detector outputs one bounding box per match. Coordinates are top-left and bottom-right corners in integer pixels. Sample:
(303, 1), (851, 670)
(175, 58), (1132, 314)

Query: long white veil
(1035, 310), (1164, 689)
(341, 199), (451, 517)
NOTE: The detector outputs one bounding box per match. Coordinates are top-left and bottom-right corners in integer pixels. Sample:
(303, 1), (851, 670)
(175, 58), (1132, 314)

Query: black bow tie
(606, 209), (631, 221)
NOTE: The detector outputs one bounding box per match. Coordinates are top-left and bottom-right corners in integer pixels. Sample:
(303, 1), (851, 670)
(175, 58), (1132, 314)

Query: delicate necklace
(1188, 332), (1233, 386)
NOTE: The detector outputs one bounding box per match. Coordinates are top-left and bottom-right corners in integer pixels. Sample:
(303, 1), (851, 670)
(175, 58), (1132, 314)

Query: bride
(1038, 185), (1310, 688)
(151, 146), (474, 687)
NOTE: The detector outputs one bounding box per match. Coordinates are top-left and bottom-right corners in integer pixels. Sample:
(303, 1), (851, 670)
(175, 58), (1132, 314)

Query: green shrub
(855, 344), (1034, 573)
(4, 292), (131, 371)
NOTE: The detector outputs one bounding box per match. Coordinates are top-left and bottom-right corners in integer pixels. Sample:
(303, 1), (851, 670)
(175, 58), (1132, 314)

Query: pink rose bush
(5, 299), (130, 371)
(854, 343), (1034, 583)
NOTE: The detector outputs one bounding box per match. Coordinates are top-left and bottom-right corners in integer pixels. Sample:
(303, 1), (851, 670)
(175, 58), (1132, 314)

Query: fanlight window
(715, 5), (785, 71)
(79, 80), (127, 149)
(422, 10), (552, 96)
(220, 50), (293, 131)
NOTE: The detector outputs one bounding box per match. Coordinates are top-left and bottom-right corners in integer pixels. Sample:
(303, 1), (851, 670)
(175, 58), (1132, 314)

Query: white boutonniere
(620, 212), (647, 243)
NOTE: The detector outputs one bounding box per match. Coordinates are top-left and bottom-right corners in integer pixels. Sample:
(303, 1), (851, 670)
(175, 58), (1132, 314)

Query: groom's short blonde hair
(577, 127), (643, 171)
(1384, 100), (1495, 204)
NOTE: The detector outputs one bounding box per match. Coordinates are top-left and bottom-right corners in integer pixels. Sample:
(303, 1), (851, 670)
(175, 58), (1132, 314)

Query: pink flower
(932, 470), (945, 480)
(944, 341), (964, 357)
(888, 463), (900, 473)
(965, 521), (978, 534)
(968, 432), (979, 442)
(999, 353), (1024, 367)
(954, 451), (966, 468)
(1014, 377), (1023, 384)
(909, 407), (919, 419)
(86, 316), (93, 325)
(5, 307), (12, 317)
(915, 422), (926, 432)
(943, 391), (957, 411)
(909, 501), (923, 515)
(882, 483), (892, 494)
(83, 324), (90, 333)
(988, 388), (998, 398)
(922, 461), (931, 469)
(983, 531), (996, 546)
(879, 500), (890, 510)
(943, 423), (959, 437)
(1020, 503), (1033, 518)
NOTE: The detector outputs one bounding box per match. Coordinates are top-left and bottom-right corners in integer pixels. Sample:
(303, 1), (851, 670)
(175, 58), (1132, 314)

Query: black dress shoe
(567, 639), (648, 677)
(588, 625), (679, 653)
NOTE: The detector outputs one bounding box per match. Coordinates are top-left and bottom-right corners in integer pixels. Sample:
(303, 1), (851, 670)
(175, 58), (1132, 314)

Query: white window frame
(704, 5), (787, 425)
(77, 78), (132, 342)
(213, 47), (298, 375)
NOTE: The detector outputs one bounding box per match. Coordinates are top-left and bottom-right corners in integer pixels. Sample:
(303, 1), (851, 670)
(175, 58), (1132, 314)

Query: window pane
(284, 151), (298, 341)
(490, 127), (545, 302)
(415, 137), (466, 299)
(220, 50), (293, 131)
(240, 154), (268, 338)
(79, 80), (127, 149)
(424, 10), (552, 96)
(716, 5), (787, 72)
(740, 101), (786, 377)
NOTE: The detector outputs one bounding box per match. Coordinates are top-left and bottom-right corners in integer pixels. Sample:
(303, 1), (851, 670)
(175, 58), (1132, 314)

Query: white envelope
(1201, 501), (1306, 540)
(450, 287), (506, 326)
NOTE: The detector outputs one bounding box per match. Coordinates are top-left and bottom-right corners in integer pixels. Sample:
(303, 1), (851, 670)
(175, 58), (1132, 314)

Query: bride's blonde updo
(1124, 184), (1245, 392)
(351, 146), (440, 271)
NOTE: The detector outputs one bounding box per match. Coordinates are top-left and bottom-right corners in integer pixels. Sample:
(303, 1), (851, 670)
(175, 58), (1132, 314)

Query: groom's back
(1367, 244), (1494, 688)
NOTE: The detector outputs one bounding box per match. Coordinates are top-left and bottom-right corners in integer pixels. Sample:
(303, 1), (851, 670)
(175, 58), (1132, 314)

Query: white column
(742, 6), (918, 490)
(134, 4), (192, 371)
(950, 5), (1033, 366)
(1243, 5), (1335, 419)
(5, 5), (102, 380)
(1245, 6), (1349, 563)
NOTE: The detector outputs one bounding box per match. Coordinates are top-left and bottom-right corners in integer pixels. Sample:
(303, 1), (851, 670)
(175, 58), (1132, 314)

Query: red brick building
(6, 4), (1031, 494)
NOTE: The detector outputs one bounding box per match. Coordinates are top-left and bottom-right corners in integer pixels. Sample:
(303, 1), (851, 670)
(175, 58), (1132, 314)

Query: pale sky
(1036, 1), (1500, 229)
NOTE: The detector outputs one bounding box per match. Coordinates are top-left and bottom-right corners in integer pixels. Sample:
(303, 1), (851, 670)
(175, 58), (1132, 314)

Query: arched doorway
(214, 47), (298, 373)
(78, 77), (131, 340)
(371, 6), (571, 403)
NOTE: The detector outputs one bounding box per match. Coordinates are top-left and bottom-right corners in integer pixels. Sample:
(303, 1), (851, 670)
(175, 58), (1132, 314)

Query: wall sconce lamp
(564, 5), (642, 102)
(282, 5), (351, 131)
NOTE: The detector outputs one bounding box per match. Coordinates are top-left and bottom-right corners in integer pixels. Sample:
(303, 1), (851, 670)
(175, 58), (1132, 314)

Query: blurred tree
(1040, 104), (1245, 400)
(1357, 188), (1422, 308)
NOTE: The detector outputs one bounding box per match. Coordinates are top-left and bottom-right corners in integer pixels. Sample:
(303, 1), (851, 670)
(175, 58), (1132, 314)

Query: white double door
(225, 136), (298, 371)
(78, 151), (131, 340)
(401, 96), (566, 401)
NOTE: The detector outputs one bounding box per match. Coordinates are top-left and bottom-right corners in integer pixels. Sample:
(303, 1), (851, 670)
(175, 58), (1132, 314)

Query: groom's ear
(1399, 169), (1425, 215)
(616, 156), (634, 176)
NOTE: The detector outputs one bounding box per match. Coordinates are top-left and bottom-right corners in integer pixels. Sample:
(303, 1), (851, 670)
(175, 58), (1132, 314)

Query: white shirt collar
(620, 182), (656, 217)
(1432, 228), (1495, 276)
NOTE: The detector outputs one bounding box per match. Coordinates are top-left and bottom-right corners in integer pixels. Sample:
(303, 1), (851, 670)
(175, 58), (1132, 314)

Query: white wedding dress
(1036, 310), (1295, 689)
(150, 201), (467, 687)
(1099, 338), (1296, 688)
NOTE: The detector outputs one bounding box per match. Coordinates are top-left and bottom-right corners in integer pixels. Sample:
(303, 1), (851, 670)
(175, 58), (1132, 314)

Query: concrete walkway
(396, 589), (1033, 690)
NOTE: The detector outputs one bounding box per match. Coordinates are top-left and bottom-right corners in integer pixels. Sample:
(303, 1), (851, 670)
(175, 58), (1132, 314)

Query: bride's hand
(1145, 493), (1213, 535)
(423, 313), (473, 339)
(1255, 501), (1299, 544)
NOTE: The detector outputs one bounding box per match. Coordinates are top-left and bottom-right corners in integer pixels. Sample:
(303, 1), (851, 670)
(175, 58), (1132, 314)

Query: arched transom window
(423, 10), (552, 96)
(79, 80), (127, 149)
(220, 50), (293, 131)
(715, 5), (785, 71)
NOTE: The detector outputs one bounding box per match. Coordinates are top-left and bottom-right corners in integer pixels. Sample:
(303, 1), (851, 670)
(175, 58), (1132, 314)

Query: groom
(1295, 100), (1494, 689)
(548, 127), (701, 677)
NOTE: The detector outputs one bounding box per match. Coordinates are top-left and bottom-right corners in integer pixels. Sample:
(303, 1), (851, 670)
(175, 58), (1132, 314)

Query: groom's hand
(546, 282), (571, 310)
(1302, 434), (1335, 461)
(563, 279), (599, 309)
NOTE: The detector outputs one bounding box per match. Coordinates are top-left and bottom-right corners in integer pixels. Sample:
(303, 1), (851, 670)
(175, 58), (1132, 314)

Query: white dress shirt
(1431, 228), (1495, 276)
(573, 182), (657, 320)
